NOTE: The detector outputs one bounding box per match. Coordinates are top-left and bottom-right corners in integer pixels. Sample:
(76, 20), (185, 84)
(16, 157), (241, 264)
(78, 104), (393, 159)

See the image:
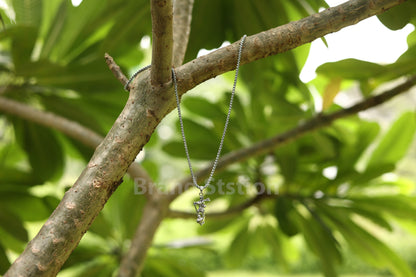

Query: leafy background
(0, 0), (416, 276)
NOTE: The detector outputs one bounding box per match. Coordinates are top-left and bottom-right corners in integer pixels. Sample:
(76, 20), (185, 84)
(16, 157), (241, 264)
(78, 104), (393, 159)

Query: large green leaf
(293, 205), (341, 277)
(337, 121), (380, 174)
(367, 111), (416, 168)
(12, 0), (42, 27)
(316, 59), (386, 80)
(143, 254), (206, 277)
(322, 206), (413, 277)
(0, 205), (28, 242)
(350, 195), (416, 220)
(13, 119), (64, 182)
(377, 1), (416, 30)
(224, 224), (250, 267)
(0, 190), (57, 221)
(163, 119), (220, 160)
(60, 256), (117, 277)
(0, 26), (37, 71)
(274, 197), (299, 237)
(0, 242), (10, 275)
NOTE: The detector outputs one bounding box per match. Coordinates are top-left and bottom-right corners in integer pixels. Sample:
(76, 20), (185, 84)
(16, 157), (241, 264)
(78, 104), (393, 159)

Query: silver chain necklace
(171, 35), (246, 225)
(125, 35), (247, 225)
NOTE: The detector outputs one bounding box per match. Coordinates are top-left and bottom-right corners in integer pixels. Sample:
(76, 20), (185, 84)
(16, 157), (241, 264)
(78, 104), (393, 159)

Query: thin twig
(168, 75), (416, 200)
(151, 0), (173, 85)
(104, 53), (129, 87)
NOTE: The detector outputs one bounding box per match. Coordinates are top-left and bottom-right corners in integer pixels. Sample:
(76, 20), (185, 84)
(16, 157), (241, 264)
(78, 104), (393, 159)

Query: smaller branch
(0, 96), (102, 148)
(167, 193), (274, 219)
(172, 0), (194, 66)
(105, 53), (129, 88)
(151, 0), (173, 85)
(117, 196), (169, 277)
(168, 74), (416, 200)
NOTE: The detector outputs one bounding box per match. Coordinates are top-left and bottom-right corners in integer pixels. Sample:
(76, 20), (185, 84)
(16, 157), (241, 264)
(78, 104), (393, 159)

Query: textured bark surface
(151, 0), (173, 85)
(4, 0), (408, 276)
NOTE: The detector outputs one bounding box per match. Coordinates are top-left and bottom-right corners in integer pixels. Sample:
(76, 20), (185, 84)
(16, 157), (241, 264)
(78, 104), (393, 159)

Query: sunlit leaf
(377, 1), (416, 30)
(367, 111), (416, 168)
(316, 59), (386, 80)
(322, 78), (342, 111)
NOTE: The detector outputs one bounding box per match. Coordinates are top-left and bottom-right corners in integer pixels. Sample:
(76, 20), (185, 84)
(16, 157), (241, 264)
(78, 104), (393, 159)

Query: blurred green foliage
(0, 0), (416, 276)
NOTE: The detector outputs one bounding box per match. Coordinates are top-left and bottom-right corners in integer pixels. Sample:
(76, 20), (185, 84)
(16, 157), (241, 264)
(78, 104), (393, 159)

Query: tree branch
(172, 0), (194, 66)
(168, 75), (416, 199)
(174, 0), (407, 94)
(151, 0), (173, 85)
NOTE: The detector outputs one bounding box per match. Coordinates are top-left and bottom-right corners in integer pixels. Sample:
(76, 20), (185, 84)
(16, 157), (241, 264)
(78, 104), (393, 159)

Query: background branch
(0, 96), (157, 197)
(172, 0), (194, 66)
(168, 75), (416, 199)
(151, 0), (173, 85)
(117, 197), (168, 277)
(168, 193), (274, 219)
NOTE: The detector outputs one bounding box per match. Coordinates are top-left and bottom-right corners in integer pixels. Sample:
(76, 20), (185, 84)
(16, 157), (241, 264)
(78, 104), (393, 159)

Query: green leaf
(182, 97), (226, 123)
(0, 167), (38, 186)
(39, 1), (68, 59)
(62, 241), (110, 270)
(0, 205), (28, 241)
(322, 207), (413, 277)
(163, 119), (220, 160)
(337, 121), (380, 174)
(60, 256), (117, 277)
(293, 206), (340, 277)
(12, 0), (42, 27)
(224, 224), (250, 267)
(48, 0), (107, 61)
(367, 112), (416, 168)
(0, 191), (56, 221)
(13, 119), (64, 182)
(101, 178), (146, 240)
(0, 242), (10, 275)
(316, 59), (386, 80)
(377, 1), (416, 30)
(350, 195), (416, 220)
(143, 254), (206, 277)
(274, 197), (299, 237)
(0, 26), (38, 71)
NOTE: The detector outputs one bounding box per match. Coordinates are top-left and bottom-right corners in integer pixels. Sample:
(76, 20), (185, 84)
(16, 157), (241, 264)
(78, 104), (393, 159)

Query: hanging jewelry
(171, 35), (247, 225)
